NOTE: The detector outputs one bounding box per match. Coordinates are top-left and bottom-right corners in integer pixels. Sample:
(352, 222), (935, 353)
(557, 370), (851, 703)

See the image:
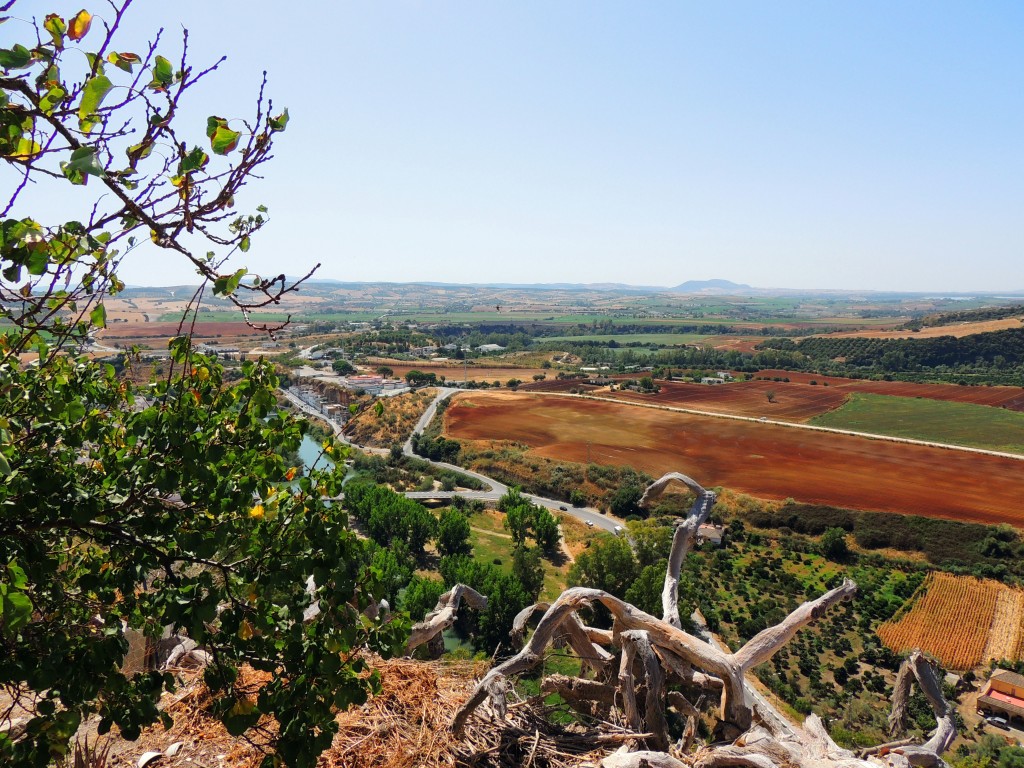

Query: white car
(613, 525), (623, 534)
(585, 521), (594, 527)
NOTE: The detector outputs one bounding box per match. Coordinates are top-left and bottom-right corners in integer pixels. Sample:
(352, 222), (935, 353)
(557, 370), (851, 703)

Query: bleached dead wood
(451, 472), (957, 768)
(645, 473), (716, 630)
(406, 584), (487, 654)
(619, 630), (669, 751)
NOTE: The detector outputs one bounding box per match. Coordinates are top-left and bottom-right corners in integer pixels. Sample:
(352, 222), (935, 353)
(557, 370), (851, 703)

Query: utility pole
(587, 441), (591, 463)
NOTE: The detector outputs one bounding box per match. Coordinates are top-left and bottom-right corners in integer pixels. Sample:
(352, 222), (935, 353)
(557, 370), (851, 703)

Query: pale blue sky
(9, 2), (1024, 291)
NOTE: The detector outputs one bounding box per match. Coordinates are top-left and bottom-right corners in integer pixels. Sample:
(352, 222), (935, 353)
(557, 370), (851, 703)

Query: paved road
(400, 387), (622, 533)
(284, 385), (623, 534)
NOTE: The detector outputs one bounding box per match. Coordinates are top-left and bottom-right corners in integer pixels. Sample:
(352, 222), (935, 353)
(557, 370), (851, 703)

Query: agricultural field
(95, 320), (271, 349)
(441, 391), (1024, 527)
(368, 361), (554, 384)
(602, 379), (847, 422)
(809, 393), (1024, 454)
(540, 332), (713, 345)
(877, 572), (1024, 670)
(755, 369), (1024, 412)
(820, 316), (1024, 340)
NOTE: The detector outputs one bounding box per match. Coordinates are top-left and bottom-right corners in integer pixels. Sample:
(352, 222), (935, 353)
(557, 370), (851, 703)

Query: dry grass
(78, 657), (632, 768)
(345, 388), (437, 448)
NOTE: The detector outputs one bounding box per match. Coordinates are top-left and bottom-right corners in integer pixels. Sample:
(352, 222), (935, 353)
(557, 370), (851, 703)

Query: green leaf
(40, 85), (67, 114)
(90, 303), (106, 328)
(210, 125), (241, 155)
(0, 44), (32, 70)
(213, 268), (247, 296)
(78, 75), (112, 132)
(65, 146), (105, 178)
(150, 55), (174, 89)
(268, 108), (289, 132)
(0, 588), (33, 634)
(107, 51), (140, 73)
(239, 236), (250, 253)
(44, 14), (67, 48)
(0, 453), (10, 477)
(5, 562), (27, 590)
(11, 136), (41, 160)
(180, 146), (209, 173)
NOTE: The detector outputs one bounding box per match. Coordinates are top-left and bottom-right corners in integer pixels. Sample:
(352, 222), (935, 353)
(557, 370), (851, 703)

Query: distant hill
(671, 279), (751, 294)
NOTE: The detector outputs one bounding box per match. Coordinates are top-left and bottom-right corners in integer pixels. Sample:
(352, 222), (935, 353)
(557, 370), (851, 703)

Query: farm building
(701, 377), (726, 385)
(978, 669), (1024, 725)
(697, 523), (724, 547)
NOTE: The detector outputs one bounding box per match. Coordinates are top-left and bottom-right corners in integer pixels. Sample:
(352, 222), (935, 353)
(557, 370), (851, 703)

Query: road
(282, 385), (623, 534)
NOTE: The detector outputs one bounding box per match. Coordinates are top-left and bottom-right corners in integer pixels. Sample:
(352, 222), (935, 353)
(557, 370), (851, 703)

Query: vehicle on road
(586, 521), (594, 527)
(559, 505), (567, 511)
(613, 525), (623, 534)
(987, 716), (1009, 730)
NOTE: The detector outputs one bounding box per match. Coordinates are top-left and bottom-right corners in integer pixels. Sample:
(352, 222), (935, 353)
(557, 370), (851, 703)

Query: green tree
(398, 576), (446, 621)
(609, 484), (644, 518)
(437, 508), (472, 558)
(821, 527), (850, 561)
(532, 507), (562, 554)
(503, 503), (531, 546)
(512, 546), (545, 600)
(567, 536), (639, 598)
(0, 8), (406, 766)
(332, 359), (356, 375)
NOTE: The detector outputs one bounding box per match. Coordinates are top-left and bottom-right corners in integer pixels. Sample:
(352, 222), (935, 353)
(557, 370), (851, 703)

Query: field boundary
(532, 390), (1024, 462)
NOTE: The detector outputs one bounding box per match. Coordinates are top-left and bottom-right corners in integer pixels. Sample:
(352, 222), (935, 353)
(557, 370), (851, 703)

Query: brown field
(602, 380), (848, 422)
(519, 379), (603, 394)
(95, 321), (269, 350)
(441, 391), (1024, 527)
(878, 572), (1024, 670)
(755, 370), (1024, 412)
(820, 316), (1024, 340)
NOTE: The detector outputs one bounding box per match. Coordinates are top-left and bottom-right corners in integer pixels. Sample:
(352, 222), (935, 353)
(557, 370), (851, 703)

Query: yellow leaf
(249, 504), (265, 520)
(285, 467), (296, 481)
(237, 619), (254, 640)
(68, 10), (92, 41)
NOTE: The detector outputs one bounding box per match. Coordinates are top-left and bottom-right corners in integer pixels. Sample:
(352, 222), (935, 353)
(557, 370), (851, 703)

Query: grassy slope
(809, 392), (1024, 454)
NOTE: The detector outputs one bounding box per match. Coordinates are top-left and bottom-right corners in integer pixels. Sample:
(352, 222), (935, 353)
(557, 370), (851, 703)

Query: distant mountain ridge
(670, 279), (752, 294)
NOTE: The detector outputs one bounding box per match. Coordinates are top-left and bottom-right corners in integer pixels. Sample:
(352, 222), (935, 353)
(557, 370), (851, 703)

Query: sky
(6, 1), (1024, 291)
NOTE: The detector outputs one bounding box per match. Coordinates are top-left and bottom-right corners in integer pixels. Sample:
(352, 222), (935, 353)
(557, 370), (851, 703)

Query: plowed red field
(443, 391), (1024, 527)
(602, 380), (847, 421)
(98, 322), (266, 340)
(755, 370), (1024, 412)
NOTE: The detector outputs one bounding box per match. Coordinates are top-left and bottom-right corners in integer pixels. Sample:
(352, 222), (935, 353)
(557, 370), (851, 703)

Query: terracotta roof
(979, 693), (1024, 719)
(991, 669), (1024, 689)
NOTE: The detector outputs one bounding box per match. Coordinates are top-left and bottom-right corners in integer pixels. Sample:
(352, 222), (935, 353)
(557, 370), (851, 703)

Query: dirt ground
(755, 370), (1024, 412)
(600, 379), (848, 422)
(819, 317), (1024, 340)
(442, 391), (1024, 528)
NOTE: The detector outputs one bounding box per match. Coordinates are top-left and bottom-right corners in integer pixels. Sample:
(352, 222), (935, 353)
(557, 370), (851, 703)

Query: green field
(809, 392), (1024, 454)
(539, 332), (713, 345)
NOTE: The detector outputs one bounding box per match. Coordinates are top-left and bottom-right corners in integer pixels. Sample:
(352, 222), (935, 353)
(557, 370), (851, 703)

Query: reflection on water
(298, 434), (334, 472)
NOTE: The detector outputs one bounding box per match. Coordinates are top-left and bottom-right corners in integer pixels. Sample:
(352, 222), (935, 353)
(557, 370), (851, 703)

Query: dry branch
(406, 584), (487, 655)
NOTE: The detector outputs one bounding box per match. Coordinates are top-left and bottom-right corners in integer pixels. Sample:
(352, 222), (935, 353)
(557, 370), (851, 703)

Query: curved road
(281, 386), (623, 533)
